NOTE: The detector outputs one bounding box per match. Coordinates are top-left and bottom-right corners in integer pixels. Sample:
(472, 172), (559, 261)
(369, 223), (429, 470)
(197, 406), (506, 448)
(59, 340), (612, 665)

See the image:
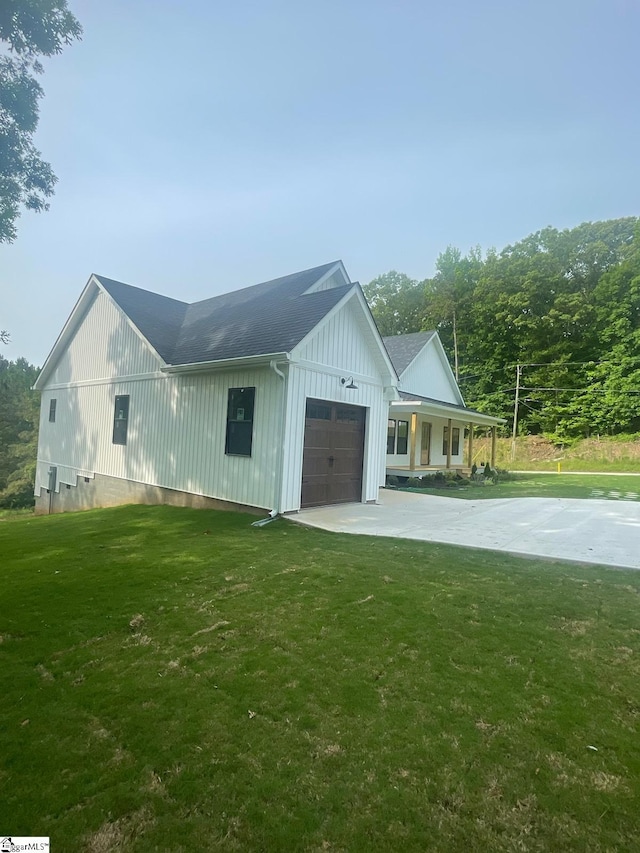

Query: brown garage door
(301, 398), (366, 508)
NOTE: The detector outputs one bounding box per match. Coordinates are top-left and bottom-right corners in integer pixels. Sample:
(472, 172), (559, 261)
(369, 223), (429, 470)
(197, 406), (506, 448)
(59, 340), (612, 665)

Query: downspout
(251, 359), (287, 527)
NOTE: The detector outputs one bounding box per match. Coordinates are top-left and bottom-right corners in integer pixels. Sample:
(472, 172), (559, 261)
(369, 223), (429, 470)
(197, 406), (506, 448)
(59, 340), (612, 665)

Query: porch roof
(391, 391), (505, 427)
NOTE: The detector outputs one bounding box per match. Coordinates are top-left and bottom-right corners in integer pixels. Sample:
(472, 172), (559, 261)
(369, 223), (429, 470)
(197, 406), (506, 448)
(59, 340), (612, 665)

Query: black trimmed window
(225, 387), (255, 456)
(387, 419), (396, 454)
(49, 398), (57, 423)
(443, 426), (460, 456)
(396, 420), (409, 455)
(113, 395), (130, 445)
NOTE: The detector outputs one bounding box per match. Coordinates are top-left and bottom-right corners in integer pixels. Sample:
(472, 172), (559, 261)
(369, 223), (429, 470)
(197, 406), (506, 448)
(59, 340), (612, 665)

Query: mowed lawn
(1, 507), (639, 852)
(401, 473), (640, 502)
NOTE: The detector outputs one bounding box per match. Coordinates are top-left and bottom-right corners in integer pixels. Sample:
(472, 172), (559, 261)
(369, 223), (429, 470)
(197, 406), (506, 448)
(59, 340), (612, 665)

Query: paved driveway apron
(293, 488), (640, 570)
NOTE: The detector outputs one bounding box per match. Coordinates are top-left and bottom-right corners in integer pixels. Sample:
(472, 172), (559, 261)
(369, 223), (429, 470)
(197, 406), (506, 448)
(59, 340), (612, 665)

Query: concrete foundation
(34, 471), (265, 516)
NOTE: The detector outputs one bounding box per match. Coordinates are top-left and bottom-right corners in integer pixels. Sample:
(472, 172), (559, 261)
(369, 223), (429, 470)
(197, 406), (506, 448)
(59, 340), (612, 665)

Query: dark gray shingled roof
(96, 262), (349, 365)
(93, 275), (188, 363)
(382, 330), (436, 375)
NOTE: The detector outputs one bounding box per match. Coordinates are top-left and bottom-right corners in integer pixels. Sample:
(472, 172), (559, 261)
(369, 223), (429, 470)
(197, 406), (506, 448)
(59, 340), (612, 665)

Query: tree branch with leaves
(0, 0), (81, 243)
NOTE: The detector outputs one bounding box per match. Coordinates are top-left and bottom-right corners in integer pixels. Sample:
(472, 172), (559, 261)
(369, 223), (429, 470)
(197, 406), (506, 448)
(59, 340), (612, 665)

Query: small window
(336, 407), (363, 424)
(443, 426), (460, 456)
(113, 395), (130, 445)
(396, 420), (409, 455)
(306, 401), (332, 420)
(225, 387), (255, 456)
(387, 419), (396, 454)
(49, 399), (57, 423)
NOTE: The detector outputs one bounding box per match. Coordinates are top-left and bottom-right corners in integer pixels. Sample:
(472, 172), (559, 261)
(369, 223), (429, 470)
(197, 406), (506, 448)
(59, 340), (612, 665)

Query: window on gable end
(49, 398), (57, 423)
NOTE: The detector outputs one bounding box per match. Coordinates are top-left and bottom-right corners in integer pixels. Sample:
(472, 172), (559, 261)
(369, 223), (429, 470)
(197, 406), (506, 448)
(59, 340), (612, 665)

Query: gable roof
(94, 275), (188, 363)
(382, 331), (437, 375)
(96, 261), (349, 366)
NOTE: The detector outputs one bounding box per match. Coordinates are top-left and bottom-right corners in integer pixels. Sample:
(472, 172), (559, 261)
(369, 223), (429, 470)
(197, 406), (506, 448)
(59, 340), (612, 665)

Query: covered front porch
(386, 394), (505, 477)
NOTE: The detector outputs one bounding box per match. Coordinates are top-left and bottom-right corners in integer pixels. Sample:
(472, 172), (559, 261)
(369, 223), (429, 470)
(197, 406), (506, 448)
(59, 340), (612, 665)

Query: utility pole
(511, 364), (521, 461)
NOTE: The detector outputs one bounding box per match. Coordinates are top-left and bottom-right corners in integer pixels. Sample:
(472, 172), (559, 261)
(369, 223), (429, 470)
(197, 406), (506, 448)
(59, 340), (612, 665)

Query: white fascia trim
(42, 370), (168, 391)
(93, 275), (167, 369)
(161, 352), (290, 374)
(291, 286), (398, 386)
(390, 400), (505, 426)
(293, 359), (383, 386)
(302, 261), (349, 294)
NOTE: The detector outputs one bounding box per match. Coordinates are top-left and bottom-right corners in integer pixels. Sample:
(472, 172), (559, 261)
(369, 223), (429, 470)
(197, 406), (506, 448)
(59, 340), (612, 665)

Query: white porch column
(409, 413), (417, 472)
(446, 417), (452, 469)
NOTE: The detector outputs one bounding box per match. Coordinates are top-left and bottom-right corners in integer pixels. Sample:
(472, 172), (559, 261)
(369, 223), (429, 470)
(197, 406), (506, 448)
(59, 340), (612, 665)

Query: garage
(301, 398), (366, 508)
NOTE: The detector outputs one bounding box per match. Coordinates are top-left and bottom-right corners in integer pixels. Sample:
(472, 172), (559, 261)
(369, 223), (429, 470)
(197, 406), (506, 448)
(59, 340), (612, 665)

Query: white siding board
(400, 342), (461, 404)
(47, 290), (161, 386)
(311, 270), (347, 292)
(297, 300), (381, 378)
(36, 367), (283, 510)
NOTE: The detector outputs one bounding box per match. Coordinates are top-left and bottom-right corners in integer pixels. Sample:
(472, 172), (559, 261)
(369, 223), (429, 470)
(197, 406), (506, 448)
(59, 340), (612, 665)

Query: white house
(382, 331), (504, 476)
(34, 262), (398, 516)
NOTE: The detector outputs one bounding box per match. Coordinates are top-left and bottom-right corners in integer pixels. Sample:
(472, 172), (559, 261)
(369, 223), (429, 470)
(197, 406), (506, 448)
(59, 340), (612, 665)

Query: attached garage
(301, 398), (366, 508)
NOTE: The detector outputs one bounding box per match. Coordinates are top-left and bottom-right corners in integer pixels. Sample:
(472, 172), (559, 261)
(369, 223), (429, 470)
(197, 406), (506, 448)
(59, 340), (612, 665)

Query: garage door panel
(301, 398), (365, 508)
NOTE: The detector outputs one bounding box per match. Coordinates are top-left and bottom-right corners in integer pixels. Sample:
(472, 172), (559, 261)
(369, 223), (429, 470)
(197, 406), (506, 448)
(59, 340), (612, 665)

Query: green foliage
(366, 217), (640, 440)
(0, 0), (82, 242)
(362, 271), (426, 335)
(0, 355), (39, 507)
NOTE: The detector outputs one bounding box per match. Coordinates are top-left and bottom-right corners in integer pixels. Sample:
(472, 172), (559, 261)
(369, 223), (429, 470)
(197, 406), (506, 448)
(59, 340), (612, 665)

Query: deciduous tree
(0, 0), (81, 243)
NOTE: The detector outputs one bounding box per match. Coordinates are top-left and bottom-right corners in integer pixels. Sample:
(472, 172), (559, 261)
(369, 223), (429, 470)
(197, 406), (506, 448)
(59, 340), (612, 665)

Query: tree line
(0, 356), (39, 507)
(364, 217), (640, 441)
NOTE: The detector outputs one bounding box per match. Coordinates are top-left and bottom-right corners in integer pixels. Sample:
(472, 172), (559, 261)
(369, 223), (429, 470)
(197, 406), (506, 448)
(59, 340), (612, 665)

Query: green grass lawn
(1, 506), (639, 851)
(399, 472), (640, 502)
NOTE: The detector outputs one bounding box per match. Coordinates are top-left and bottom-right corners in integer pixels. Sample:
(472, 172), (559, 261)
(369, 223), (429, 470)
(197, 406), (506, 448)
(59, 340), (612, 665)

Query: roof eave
(390, 398), (505, 426)
(161, 352), (291, 374)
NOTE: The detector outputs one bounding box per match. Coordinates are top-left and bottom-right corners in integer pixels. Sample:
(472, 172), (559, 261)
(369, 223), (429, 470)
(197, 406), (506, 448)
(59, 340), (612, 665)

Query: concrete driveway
(293, 489), (640, 570)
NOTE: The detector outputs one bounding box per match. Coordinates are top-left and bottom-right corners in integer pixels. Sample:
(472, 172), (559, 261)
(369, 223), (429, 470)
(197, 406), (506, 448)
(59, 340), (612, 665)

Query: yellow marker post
(557, 462), (561, 474)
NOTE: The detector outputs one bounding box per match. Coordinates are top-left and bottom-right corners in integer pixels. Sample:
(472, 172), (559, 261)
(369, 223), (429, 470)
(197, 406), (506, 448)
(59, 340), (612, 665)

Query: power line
(521, 386), (640, 394)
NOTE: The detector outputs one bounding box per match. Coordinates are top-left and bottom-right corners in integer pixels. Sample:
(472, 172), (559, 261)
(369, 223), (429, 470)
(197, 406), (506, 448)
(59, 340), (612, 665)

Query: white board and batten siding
(279, 298), (391, 512)
(37, 367), (284, 509)
(36, 287), (284, 509)
(400, 341), (463, 405)
(46, 289), (161, 386)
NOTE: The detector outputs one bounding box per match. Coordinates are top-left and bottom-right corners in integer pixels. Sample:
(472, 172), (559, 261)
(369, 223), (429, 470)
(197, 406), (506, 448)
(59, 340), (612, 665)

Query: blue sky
(3, 0), (639, 365)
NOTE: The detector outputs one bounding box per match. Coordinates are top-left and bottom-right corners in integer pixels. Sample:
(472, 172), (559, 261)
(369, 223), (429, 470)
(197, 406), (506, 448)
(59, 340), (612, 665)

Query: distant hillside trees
(364, 217), (640, 440)
(0, 356), (39, 507)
